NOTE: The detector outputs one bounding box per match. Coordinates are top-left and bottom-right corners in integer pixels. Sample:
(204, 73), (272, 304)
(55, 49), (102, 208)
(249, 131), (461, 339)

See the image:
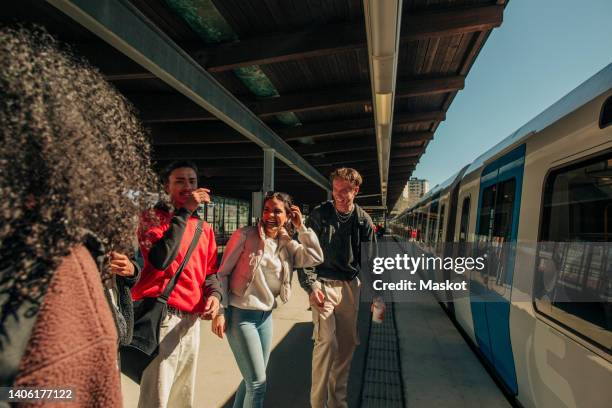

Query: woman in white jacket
(212, 191), (323, 408)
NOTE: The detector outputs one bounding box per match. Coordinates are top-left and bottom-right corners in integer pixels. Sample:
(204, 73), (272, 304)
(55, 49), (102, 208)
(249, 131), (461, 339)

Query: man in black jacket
(299, 167), (384, 408)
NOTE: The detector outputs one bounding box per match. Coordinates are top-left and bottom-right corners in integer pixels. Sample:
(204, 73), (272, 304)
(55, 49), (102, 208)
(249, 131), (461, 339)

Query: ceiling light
(376, 93), (392, 126)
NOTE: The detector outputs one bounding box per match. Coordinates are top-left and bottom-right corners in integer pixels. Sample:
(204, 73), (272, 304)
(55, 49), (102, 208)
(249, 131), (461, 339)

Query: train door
(471, 144), (525, 394)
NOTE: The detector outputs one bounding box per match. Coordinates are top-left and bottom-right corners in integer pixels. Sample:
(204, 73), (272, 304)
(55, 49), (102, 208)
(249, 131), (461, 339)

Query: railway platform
(121, 238), (510, 408)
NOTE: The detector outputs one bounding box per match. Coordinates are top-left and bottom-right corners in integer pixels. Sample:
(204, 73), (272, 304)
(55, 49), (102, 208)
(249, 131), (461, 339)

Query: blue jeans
(226, 306), (273, 408)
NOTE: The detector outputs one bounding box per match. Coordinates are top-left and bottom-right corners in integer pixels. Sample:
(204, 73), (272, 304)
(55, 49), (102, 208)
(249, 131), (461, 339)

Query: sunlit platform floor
(122, 242), (509, 407)
(121, 273), (315, 408)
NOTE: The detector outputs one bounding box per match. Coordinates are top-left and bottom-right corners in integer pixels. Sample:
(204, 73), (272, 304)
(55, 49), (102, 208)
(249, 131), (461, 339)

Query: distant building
(392, 177), (429, 216)
(403, 177), (429, 202)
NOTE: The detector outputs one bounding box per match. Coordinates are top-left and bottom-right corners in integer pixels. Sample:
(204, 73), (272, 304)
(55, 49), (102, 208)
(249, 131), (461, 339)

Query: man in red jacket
(132, 161), (221, 408)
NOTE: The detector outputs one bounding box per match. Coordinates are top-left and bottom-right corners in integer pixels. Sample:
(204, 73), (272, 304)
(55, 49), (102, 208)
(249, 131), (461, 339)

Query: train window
(600, 95), (612, 129)
(428, 201), (439, 244)
(494, 179), (516, 242)
(535, 151), (612, 352)
(477, 179), (516, 292)
(477, 185), (496, 240)
(459, 197), (471, 242)
(417, 211), (424, 241)
(437, 204), (446, 243)
(477, 179), (516, 243)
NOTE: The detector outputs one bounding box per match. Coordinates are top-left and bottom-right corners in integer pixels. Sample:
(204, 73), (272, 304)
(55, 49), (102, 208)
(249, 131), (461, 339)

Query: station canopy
(2, 0), (506, 211)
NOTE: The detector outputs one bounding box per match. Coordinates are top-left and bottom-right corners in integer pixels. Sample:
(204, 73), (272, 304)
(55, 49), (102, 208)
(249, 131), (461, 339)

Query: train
(389, 63), (612, 408)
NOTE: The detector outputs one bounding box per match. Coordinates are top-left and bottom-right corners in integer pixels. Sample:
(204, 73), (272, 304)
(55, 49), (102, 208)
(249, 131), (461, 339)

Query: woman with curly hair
(211, 191), (323, 408)
(0, 25), (158, 406)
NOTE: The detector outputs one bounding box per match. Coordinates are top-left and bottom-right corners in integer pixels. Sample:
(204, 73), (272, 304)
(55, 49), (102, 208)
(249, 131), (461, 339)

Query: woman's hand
(289, 205), (303, 229)
(200, 296), (220, 320)
(277, 226), (291, 242)
(109, 251), (135, 277)
(211, 314), (226, 339)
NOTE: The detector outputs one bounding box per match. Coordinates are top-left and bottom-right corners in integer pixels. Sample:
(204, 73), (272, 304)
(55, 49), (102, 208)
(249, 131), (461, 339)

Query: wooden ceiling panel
(128, 0), (203, 41)
(294, 105), (368, 123)
(210, 71), (255, 96)
(213, 0), (363, 37)
(409, 0), (495, 12)
(260, 49), (370, 93)
(10, 0), (506, 209)
(395, 94), (448, 115)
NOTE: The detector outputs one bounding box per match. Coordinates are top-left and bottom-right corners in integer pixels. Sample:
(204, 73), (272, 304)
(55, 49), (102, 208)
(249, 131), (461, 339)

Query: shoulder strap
(158, 212), (205, 303)
(354, 203), (368, 224)
(351, 204), (372, 262)
(321, 201), (335, 223)
(353, 204), (369, 236)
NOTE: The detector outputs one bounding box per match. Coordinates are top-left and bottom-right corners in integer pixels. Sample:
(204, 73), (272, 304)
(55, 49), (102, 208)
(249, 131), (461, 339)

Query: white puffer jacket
(218, 223), (323, 309)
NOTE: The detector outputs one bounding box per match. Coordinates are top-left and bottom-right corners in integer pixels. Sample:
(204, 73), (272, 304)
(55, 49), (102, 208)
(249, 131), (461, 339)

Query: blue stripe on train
(471, 144), (524, 395)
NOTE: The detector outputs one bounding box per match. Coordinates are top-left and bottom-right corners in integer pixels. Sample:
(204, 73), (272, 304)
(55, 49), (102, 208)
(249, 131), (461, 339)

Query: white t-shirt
(229, 237), (283, 311)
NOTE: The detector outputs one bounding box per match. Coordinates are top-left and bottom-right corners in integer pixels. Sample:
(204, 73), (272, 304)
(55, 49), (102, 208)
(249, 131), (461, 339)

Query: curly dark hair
(0, 26), (159, 322)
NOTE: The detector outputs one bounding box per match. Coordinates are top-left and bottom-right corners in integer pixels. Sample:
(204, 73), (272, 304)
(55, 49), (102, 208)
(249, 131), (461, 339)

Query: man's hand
(200, 296), (220, 320)
(109, 251), (135, 277)
(309, 288), (325, 308)
(184, 188), (211, 213)
(371, 297), (386, 322)
(211, 315), (226, 339)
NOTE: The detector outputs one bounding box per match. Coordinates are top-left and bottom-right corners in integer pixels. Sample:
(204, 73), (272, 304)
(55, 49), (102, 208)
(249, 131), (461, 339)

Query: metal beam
(153, 144), (422, 162)
(155, 159), (265, 168)
(47, 0), (329, 192)
(150, 123), (248, 145)
(131, 77), (462, 123)
(292, 136), (429, 157)
(150, 122), (438, 146)
(152, 145), (262, 160)
(294, 140), (376, 156)
(279, 111), (445, 141)
(306, 150), (420, 167)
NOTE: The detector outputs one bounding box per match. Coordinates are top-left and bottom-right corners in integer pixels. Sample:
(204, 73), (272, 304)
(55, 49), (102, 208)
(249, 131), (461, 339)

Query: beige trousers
(138, 312), (200, 408)
(310, 278), (361, 408)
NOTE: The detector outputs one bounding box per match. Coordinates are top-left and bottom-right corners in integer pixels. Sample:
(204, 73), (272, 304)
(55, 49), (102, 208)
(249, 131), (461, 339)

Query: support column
(252, 148), (275, 225)
(327, 190), (332, 201)
(263, 148), (275, 193)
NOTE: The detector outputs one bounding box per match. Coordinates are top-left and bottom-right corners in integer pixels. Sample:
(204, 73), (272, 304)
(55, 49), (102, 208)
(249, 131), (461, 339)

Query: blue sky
(411, 0), (612, 188)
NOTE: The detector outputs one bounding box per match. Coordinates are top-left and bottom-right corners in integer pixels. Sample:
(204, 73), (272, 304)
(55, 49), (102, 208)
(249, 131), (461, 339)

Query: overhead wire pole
(47, 0), (330, 193)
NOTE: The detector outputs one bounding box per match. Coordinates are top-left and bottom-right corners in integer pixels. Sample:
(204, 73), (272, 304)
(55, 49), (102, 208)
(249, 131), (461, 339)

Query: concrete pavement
(121, 275), (314, 408)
